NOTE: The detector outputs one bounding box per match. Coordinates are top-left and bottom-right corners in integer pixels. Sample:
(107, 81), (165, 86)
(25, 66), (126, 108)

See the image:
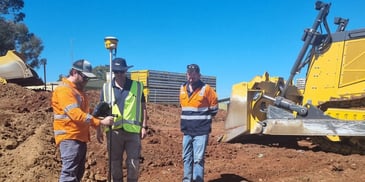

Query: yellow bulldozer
(222, 1), (365, 155)
(0, 50), (43, 86)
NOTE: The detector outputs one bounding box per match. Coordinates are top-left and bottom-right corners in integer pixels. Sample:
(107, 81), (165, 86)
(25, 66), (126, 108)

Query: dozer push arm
(281, 1), (331, 97)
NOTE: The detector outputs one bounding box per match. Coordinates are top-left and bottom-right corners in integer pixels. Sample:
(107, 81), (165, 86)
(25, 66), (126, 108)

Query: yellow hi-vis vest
(103, 80), (143, 133)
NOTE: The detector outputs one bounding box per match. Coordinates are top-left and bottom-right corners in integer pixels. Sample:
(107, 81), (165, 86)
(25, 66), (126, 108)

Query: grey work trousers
(107, 129), (141, 182)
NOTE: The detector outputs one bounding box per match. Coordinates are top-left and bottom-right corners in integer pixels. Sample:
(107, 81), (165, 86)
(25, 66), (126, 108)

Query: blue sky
(23, 0), (365, 98)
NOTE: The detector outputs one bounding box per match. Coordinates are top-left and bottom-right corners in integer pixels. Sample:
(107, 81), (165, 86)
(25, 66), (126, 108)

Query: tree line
(0, 0), (44, 69)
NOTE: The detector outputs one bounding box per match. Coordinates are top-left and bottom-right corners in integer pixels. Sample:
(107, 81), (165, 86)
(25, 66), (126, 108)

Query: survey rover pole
(104, 36), (118, 182)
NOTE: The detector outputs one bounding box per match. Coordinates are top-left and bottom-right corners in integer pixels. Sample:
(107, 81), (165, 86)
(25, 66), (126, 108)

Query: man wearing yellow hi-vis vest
(97, 57), (148, 182)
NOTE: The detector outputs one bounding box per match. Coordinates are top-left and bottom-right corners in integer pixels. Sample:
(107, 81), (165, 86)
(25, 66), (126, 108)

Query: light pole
(40, 58), (47, 90)
(103, 36), (118, 182)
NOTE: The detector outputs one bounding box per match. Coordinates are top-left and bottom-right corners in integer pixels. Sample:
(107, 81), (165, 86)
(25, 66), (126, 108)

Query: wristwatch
(142, 126), (148, 129)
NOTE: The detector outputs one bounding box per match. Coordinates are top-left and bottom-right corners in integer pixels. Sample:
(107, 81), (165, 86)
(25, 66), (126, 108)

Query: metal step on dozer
(221, 1), (365, 155)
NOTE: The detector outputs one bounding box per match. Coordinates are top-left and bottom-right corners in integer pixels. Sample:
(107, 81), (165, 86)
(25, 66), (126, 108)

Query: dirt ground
(1, 83), (365, 182)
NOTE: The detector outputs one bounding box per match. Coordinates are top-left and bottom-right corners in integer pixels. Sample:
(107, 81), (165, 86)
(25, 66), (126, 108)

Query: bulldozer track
(312, 96), (365, 155)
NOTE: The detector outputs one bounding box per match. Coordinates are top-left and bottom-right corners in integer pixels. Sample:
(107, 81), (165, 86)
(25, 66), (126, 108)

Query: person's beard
(76, 80), (87, 90)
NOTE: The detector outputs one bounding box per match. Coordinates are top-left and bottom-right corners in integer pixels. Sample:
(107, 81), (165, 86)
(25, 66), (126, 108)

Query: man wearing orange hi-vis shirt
(180, 64), (218, 182)
(52, 59), (114, 182)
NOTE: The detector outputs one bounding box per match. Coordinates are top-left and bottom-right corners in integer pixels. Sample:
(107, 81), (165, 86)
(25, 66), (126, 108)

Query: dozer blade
(255, 118), (365, 136)
(253, 105), (365, 136)
(222, 82), (250, 142)
(0, 50), (33, 80)
(0, 51), (43, 86)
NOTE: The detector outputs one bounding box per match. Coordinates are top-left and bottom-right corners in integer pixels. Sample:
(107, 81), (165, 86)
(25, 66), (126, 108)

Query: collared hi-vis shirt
(52, 78), (101, 146)
(101, 78), (145, 133)
(180, 80), (218, 136)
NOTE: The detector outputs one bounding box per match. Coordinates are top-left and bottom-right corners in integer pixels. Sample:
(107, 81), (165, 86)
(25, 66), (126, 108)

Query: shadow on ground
(229, 134), (320, 151)
(208, 173), (251, 182)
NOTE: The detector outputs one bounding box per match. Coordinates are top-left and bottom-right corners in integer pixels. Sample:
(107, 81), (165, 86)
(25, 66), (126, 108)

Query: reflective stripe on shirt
(182, 106), (209, 112)
(54, 114), (69, 120)
(114, 119), (141, 126)
(181, 115), (212, 120)
(54, 130), (66, 136)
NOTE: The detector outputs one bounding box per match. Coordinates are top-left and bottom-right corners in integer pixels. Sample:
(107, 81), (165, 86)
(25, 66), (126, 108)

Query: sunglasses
(78, 71), (90, 81)
(187, 64), (200, 73)
(187, 65), (198, 69)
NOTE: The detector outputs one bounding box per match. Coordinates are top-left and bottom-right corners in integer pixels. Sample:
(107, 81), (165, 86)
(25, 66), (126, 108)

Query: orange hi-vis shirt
(52, 78), (100, 146)
(180, 81), (218, 136)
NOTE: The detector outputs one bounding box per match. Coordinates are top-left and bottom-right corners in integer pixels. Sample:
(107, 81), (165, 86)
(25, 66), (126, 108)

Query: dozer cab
(222, 1), (365, 155)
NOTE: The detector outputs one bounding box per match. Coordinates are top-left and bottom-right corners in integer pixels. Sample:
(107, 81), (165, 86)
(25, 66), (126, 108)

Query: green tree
(93, 65), (110, 81)
(0, 0), (44, 69)
(58, 74), (65, 81)
(0, 0), (25, 22)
